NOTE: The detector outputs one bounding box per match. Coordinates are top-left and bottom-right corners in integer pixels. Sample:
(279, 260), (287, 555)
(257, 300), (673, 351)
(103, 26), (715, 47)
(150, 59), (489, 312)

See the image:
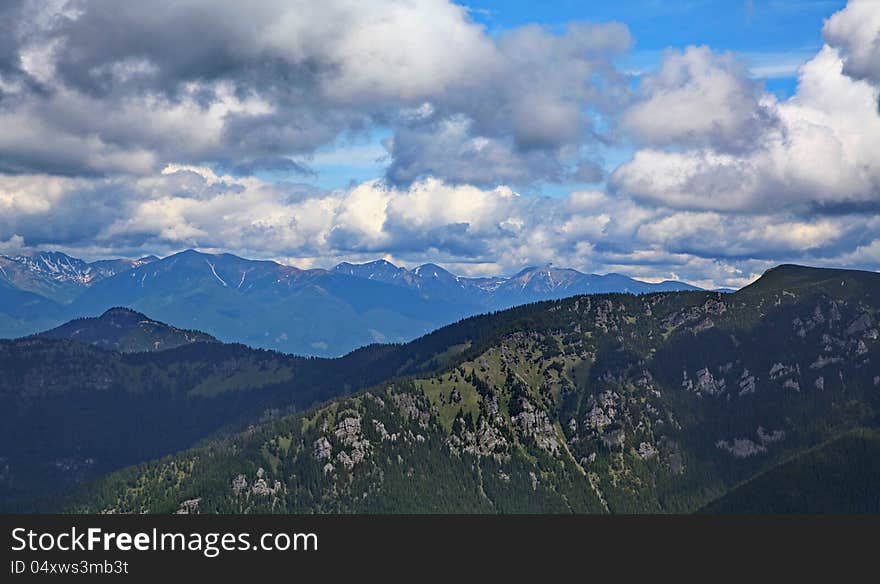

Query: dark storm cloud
(0, 177), (132, 245)
(219, 108), (366, 172)
(49, 1), (270, 96)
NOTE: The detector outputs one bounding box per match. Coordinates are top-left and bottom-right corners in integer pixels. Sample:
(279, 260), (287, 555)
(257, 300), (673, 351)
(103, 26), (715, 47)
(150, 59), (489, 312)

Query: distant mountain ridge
(2, 249), (704, 356)
(333, 259), (701, 308)
(0, 251), (156, 304)
(66, 250), (467, 356)
(0, 277), (66, 338)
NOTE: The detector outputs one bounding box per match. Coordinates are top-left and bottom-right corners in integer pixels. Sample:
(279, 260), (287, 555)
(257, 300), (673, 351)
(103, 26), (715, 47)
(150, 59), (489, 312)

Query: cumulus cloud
(635, 211), (857, 259)
(385, 22), (632, 186)
(384, 116), (577, 186)
(0, 0), (627, 184)
(613, 43), (880, 212)
(4, 164), (877, 289)
(823, 0), (880, 84)
(622, 46), (777, 152)
(0, 234), (25, 255)
(50, 0), (494, 101)
(0, 0), (490, 175)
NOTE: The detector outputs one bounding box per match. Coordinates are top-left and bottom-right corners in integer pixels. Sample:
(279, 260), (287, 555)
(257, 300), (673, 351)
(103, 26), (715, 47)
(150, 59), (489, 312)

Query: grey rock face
(313, 437), (332, 460)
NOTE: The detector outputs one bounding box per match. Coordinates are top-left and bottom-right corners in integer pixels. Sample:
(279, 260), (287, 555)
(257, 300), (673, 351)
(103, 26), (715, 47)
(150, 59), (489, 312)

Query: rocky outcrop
(313, 437), (332, 460)
(449, 416), (509, 460)
(512, 400), (561, 455)
(175, 498), (201, 514)
(716, 427), (785, 458)
(637, 442), (658, 460)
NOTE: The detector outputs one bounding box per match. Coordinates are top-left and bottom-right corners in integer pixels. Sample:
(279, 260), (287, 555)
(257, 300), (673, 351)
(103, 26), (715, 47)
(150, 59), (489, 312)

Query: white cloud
(0, 234), (25, 255)
(823, 0), (880, 84)
(622, 46), (777, 152)
(4, 164), (875, 289)
(613, 41), (880, 212)
(0, 0), (629, 184)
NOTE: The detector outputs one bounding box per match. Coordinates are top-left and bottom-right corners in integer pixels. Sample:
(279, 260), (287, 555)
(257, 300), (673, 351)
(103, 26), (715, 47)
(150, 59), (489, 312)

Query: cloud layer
(0, 0), (629, 183)
(0, 0), (878, 289)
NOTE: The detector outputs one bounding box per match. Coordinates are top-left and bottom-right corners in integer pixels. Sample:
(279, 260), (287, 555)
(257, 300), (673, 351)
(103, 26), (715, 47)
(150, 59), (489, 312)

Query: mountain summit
(37, 307), (216, 353)
(0, 251), (156, 304)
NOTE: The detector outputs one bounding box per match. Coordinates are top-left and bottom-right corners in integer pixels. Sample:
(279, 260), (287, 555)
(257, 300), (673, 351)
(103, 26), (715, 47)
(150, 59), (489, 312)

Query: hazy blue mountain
(71, 251), (704, 357)
(0, 277), (65, 338)
(68, 250), (469, 357)
(334, 260), (701, 309)
(334, 259), (412, 284)
(491, 267), (700, 306)
(37, 307), (217, 353)
(334, 259), (500, 306)
(1, 249), (705, 356)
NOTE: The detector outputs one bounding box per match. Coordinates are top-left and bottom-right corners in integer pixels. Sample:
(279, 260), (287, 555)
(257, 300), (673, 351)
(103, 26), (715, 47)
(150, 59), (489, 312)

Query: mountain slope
(0, 277), (65, 338)
(37, 307), (217, 352)
(0, 299), (522, 510)
(700, 428), (880, 514)
(62, 264), (880, 514)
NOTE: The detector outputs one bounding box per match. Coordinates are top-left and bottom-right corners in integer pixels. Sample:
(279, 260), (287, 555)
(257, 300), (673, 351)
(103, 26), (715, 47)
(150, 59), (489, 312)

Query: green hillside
(59, 264), (880, 514)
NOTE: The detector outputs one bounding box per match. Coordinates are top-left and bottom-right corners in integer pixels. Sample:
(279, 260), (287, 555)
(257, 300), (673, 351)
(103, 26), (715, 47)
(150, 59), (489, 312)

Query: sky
(0, 0), (877, 289)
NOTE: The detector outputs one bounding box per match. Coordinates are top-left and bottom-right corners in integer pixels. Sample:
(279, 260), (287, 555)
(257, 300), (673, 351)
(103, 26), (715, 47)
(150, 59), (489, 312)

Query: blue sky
(0, 0), (877, 288)
(466, 0), (847, 95)
(469, 1), (841, 49)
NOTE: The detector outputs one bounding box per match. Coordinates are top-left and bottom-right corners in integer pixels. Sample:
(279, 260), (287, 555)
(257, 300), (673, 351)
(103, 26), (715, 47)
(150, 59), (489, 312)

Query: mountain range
(0, 251), (157, 303)
(0, 249), (702, 356)
(3, 263), (879, 513)
(335, 259), (703, 305)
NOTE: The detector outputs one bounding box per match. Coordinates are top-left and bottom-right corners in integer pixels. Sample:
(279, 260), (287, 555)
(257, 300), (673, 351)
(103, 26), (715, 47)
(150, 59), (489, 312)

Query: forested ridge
(25, 264), (879, 514)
